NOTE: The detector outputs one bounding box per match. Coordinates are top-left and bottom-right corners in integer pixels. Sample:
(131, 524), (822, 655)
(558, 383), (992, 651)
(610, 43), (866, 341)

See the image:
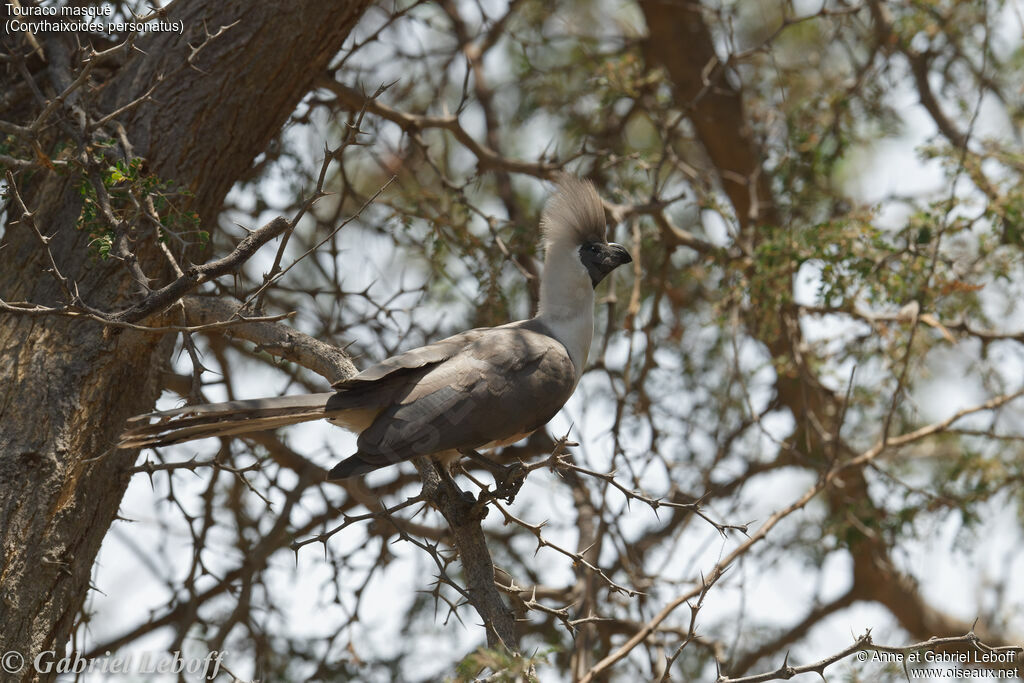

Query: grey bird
(119, 177), (632, 480)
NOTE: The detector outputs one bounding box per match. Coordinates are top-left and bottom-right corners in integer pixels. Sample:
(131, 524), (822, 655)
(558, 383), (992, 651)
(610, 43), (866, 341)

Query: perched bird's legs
(459, 449), (527, 504)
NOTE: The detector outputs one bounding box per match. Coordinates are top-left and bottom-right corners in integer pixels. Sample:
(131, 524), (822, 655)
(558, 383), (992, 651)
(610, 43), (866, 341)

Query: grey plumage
(328, 319), (576, 478)
(118, 177), (631, 479)
(540, 175), (607, 248)
(118, 393), (337, 448)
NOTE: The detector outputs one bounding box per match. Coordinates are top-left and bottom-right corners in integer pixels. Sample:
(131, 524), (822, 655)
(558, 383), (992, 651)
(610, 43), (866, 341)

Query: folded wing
(328, 321), (576, 478)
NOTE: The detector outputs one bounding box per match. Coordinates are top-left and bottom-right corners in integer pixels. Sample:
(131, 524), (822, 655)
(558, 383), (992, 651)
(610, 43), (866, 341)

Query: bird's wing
(331, 327), (491, 389)
(346, 322), (576, 472)
(325, 327), (496, 416)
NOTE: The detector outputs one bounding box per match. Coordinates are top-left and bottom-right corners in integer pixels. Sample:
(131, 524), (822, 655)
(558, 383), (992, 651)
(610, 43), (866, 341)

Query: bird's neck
(536, 252), (594, 381)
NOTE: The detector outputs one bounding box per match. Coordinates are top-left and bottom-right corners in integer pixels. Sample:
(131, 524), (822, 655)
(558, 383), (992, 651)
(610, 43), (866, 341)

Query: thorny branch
(717, 631), (1024, 683)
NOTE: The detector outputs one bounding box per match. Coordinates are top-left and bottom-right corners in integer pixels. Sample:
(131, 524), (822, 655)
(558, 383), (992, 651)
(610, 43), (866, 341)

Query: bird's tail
(118, 393), (336, 448)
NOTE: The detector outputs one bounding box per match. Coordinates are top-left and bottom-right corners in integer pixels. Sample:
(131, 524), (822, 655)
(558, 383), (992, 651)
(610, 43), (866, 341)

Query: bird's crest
(541, 175), (606, 252)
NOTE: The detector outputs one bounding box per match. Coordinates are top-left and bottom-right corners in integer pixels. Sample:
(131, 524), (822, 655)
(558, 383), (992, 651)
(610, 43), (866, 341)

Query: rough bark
(0, 1), (368, 677)
(181, 295), (357, 384)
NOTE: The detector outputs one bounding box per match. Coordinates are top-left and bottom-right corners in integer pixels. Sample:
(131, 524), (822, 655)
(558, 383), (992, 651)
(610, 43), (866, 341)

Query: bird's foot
(453, 488), (488, 524)
(465, 464), (526, 513)
(460, 449), (528, 504)
(433, 459), (488, 524)
(493, 462), (526, 504)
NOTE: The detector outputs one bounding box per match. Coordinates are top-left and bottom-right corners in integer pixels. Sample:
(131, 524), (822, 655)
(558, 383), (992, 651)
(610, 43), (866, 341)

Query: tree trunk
(0, 2), (368, 678)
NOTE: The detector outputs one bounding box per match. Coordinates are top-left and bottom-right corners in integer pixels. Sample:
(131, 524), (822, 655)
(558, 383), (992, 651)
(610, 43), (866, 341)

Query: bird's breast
(480, 429), (535, 450)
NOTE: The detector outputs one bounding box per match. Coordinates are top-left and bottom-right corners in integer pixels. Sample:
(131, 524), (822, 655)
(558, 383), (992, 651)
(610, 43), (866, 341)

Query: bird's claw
(494, 463), (526, 504)
(459, 449), (528, 504)
(440, 485), (488, 524)
(461, 490), (489, 523)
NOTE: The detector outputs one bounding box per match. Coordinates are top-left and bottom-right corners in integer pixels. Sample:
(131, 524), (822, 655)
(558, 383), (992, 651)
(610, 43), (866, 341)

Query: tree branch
(180, 295), (356, 384)
(320, 78), (556, 179)
(412, 459), (520, 653)
(113, 217), (292, 324)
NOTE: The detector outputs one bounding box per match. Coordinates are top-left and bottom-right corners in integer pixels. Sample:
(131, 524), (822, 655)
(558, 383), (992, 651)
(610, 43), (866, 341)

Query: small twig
(717, 630), (1023, 683)
(289, 494), (427, 552)
(0, 296), (295, 332)
(111, 216), (292, 323)
(237, 176), (396, 313)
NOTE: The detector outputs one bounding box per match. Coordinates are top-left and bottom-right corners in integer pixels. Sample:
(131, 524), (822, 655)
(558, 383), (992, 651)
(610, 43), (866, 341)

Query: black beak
(580, 242), (633, 287)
